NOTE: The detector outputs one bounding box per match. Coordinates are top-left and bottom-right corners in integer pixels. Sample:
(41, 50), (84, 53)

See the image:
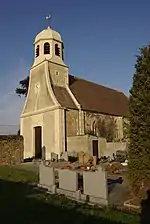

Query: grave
(59, 169), (78, 192)
(39, 162), (55, 190)
(83, 166), (108, 205)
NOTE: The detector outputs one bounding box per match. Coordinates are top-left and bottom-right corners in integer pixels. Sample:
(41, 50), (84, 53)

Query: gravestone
(83, 167), (108, 205)
(59, 169), (78, 191)
(60, 152), (68, 161)
(39, 162), (55, 187)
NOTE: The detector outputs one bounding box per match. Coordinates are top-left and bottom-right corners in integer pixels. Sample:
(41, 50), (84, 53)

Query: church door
(92, 140), (98, 158)
(34, 126), (42, 159)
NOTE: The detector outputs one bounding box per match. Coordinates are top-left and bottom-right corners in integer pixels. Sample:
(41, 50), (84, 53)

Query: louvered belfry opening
(55, 44), (60, 56)
(44, 42), (50, 54)
(36, 45), (39, 57)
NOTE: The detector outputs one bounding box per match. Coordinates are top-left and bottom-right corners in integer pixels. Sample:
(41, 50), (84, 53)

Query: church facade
(20, 25), (128, 160)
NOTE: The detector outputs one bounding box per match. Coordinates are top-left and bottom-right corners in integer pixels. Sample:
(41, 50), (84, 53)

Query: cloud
(0, 59), (28, 133)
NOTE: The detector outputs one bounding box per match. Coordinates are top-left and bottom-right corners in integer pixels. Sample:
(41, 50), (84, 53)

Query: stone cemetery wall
(67, 135), (101, 157)
(98, 138), (127, 157)
(98, 137), (106, 156)
(67, 135), (126, 158)
(0, 135), (24, 165)
(105, 142), (127, 157)
(67, 135), (89, 154)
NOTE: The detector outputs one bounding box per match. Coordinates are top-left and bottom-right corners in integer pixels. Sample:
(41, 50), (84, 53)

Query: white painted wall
(21, 107), (65, 160)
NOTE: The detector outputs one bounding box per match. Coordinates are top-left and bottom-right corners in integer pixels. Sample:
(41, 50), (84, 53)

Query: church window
(44, 42), (50, 54)
(36, 45), (39, 57)
(55, 44), (60, 56)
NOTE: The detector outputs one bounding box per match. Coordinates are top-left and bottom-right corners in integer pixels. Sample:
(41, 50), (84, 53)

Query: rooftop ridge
(69, 74), (125, 96)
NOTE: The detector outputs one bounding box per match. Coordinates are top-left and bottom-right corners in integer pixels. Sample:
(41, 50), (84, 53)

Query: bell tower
(32, 20), (69, 87)
(33, 26), (64, 66)
(20, 19), (68, 160)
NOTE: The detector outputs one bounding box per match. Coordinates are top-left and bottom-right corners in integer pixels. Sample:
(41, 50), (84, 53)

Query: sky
(0, 0), (150, 130)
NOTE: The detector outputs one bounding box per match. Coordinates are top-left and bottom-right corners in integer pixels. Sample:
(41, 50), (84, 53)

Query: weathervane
(45, 15), (51, 28)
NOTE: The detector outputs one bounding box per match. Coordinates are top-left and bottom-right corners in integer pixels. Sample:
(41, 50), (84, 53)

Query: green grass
(0, 165), (38, 183)
(0, 165), (139, 224)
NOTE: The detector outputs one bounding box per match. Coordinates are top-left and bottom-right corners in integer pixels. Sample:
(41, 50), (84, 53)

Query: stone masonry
(0, 135), (23, 165)
(65, 109), (78, 136)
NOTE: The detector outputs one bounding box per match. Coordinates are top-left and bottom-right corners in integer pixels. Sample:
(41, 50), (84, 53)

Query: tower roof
(34, 26), (62, 44)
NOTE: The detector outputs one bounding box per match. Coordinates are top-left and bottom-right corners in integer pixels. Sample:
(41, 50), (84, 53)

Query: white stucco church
(20, 22), (128, 160)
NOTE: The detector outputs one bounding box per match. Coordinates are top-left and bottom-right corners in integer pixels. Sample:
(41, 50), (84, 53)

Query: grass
(0, 165), (38, 183)
(0, 165), (140, 224)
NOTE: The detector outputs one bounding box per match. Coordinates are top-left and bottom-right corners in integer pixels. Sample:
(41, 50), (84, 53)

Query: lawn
(0, 165), (139, 224)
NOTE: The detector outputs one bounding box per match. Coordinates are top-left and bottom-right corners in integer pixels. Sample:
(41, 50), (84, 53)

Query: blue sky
(0, 0), (150, 128)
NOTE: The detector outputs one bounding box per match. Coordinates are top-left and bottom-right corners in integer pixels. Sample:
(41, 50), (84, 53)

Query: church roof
(52, 75), (128, 117)
(52, 85), (77, 109)
(68, 75), (128, 116)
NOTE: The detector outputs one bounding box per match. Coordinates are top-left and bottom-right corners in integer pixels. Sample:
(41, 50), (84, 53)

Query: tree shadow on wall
(0, 178), (125, 224)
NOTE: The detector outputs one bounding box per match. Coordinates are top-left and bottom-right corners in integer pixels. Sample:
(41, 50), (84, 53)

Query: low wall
(0, 135), (24, 165)
(67, 135), (89, 154)
(67, 136), (127, 158)
(67, 135), (99, 157)
(105, 142), (127, 157)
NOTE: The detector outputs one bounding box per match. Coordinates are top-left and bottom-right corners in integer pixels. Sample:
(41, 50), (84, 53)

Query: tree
(128, 45), (150, 196)
(15, 76), (29, 97)
(16, 76), (29, 135)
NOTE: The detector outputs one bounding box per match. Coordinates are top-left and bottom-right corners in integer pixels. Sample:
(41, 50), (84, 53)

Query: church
(20, 24), (128, 160)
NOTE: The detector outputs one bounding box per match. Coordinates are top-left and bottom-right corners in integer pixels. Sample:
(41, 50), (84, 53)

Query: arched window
(36, 45), (39, 57)
(44, 42), (50, 54)
(55, 44), (60, 56)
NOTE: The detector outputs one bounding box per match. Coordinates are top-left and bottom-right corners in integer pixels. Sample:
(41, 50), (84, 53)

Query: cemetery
(37, 149), (128, 207)
(38, 161), (108, 206)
